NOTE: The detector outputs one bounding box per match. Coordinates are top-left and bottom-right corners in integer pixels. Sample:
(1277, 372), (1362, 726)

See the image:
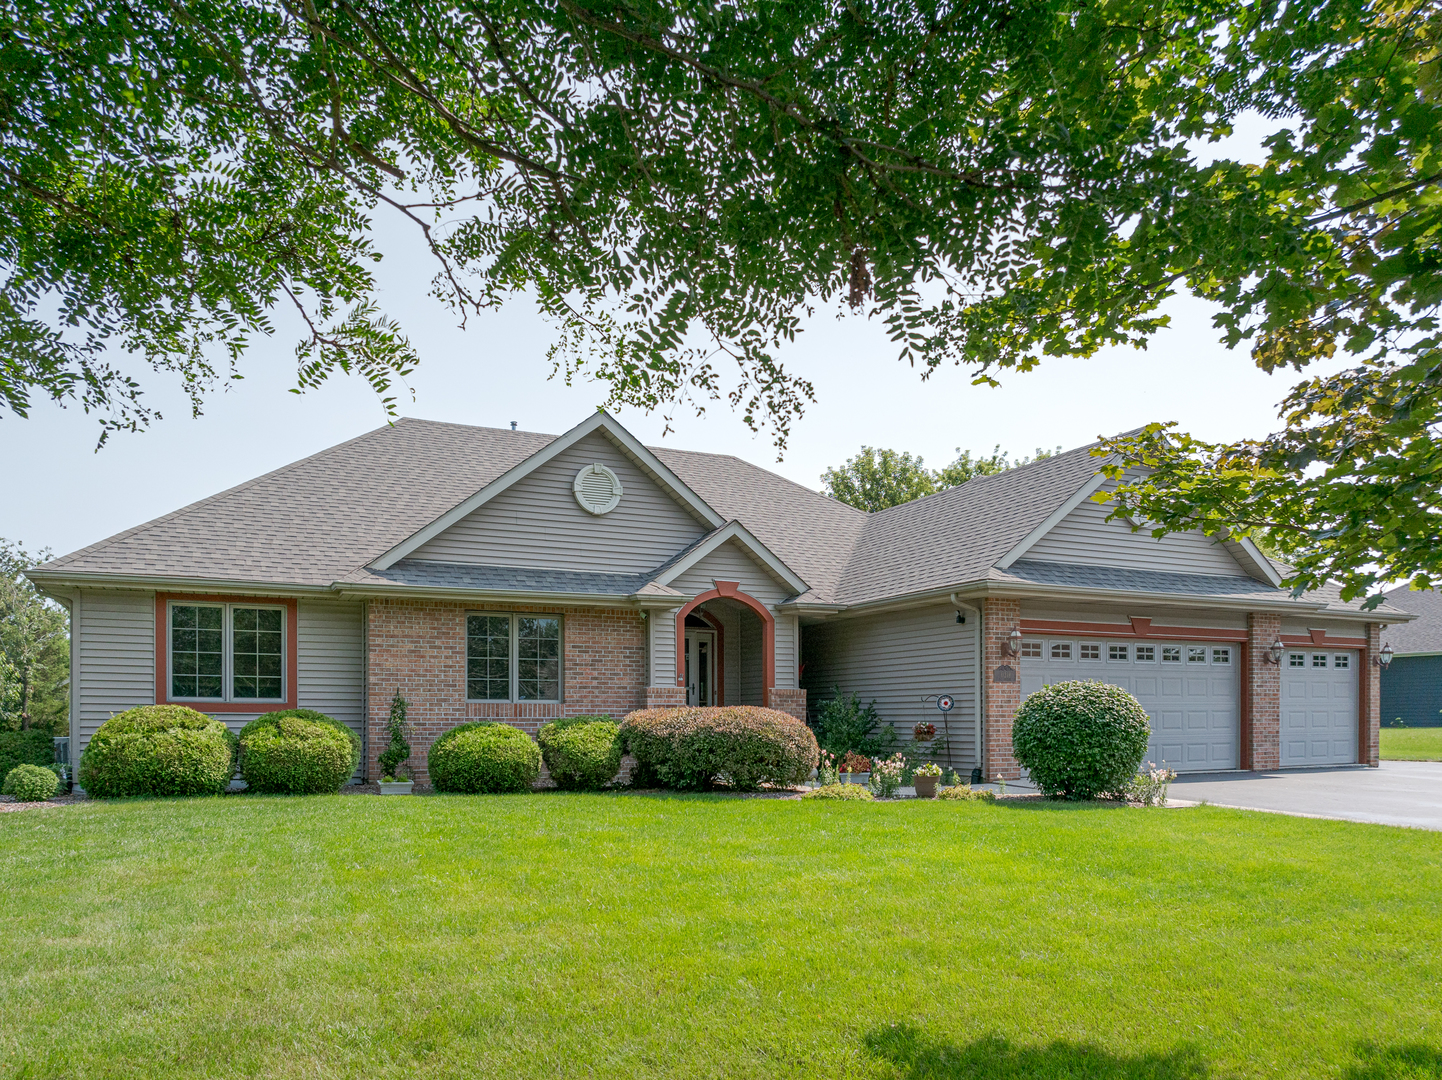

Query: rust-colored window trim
(154, 593), (299, 713)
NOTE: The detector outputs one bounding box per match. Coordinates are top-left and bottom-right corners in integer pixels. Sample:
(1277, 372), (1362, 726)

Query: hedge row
(620, 706), (817, 791)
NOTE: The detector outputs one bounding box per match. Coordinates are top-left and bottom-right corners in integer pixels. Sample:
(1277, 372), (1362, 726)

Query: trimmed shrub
(801, 782), (873, 801)
(3, 763), (59, 802)
(77, 705), (237, 798)
(0, 729), (54, 779)
(1012, 680), (1152, 800)
(238, 709), (360, 794)
(620, 706), (818, 792)
(538, 716), (621, 790)
(378, 691), (411, 779)
(938, 785), (997, 803)
(429, 722), (541, 794)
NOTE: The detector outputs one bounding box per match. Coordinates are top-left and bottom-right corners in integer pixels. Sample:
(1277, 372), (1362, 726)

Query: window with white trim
(1050, 641), (1072, 660)
(1312, 653), (1328, 668)
(466, 613), (562, 702)
(1135, 645), (1156, 662)
(1289, 652), (1306, 667)
(1162, 646), (1182, 663)
(1187, 647), (1207, 663)
(1108, 644), (1129, 662)
(1212, 647), (1232, 665)
(1333, 653), (1350, 670)
(1020, 640), (1042, 659)
(169, 602), (285, 702)
(1079, 642), (1101, 661)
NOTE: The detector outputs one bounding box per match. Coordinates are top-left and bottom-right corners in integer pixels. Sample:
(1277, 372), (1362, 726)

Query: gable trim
(995, 470), (1109, 569)
(649, 520), (809, 596)
(1223, 537), (1284, 587)
(370, 412), (725, 571)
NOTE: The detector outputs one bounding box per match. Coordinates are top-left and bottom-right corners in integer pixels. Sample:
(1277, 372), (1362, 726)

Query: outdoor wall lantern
(1005, 628), (1022, 657)
(1264, 639), (1284, 665)
(1376, 642), (1394, 670)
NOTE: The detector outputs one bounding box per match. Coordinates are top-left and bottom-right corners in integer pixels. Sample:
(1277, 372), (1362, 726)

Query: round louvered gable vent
(573, 463), (623, 515)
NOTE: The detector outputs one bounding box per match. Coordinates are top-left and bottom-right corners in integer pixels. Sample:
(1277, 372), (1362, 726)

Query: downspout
(951, 594), (983, 780)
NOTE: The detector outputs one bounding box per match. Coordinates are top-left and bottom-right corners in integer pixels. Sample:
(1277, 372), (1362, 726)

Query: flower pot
(840, 772), (870, 786)
(379, 779), (414, 796)
(913, 775), (939, 798)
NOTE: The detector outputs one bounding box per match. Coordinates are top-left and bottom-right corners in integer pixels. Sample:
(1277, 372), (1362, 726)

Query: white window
(1187, 647), (1207, 663)
(1108, 644), (1129, 662)
(1334, 653), (1350, 670)
(1312, 653), (1328, 668)
(1212, 647), (1232, 665)
(1079, 642), (1101, 660)
(1021, 640), (1042, 659)
(1135, 645), (1156, 662)
(1162, 646), (1182, 663)
(1050, 641), (1073, 660)
(1289, 652), (1306, 667)
(169, 601), (286, 702)
(467, 613), (562, 702)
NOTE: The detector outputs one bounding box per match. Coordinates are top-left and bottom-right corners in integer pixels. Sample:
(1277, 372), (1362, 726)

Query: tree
(3, 0), (1438, 588)
(0, 540), (69, 733)
(823, 444), (1049, 510)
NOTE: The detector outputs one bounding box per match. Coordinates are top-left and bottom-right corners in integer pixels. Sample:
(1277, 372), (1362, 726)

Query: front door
(685, 629), (716, 706)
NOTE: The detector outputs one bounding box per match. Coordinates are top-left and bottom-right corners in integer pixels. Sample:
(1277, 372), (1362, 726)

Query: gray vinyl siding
(75, 589), (156, 754)
(801, 603), (978, 769)
(775, 614), (799, 688)
(297, 598), (366, 778)
(1025, 487), (1247, 576)
(1381, 655), (1442, 727)
(649, 608), (678, 689)
(410, 430), (709, 573)
(669, 540), (789, 606)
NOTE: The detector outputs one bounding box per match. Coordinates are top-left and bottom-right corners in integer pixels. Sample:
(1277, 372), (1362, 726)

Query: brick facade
(366, 598), (647, 783)
(645, 686), (686, 709)
(982, 597), (1023, 780)
(767, 686), (807, 722)
(1362, 622), (1381, 767)
(1246, 612), (1282, 770)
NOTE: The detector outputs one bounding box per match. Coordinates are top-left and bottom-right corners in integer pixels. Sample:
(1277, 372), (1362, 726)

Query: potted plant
(913, 721), (937, 743)
(838, 750), (872, 786)
(378, 690), (413, 795)
(911, 761), (942, 798)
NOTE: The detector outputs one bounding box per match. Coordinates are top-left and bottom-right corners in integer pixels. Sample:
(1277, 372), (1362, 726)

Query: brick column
(1362, 623), (1381, 767)
(982, 598), (1023, 780)
(1246, 612), (1282, 770)
(645, 686), (685, 710)
(767, 686), (807, 722)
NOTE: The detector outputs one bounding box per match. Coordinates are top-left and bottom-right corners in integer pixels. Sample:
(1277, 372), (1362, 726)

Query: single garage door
(1020, 637), (1240, 772)
(1281, 650), (1358, 766)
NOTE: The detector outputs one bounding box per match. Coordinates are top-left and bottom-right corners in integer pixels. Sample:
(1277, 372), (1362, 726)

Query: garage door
(1020, 637), (1240, 772)
(1281, 650), (1358, 766)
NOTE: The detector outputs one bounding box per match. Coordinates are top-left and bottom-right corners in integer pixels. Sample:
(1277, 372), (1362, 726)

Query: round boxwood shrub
(429, 722), (541, 794)
(1012, 680), (1152, 800)
(801, 782), (873, 801)
(537, 716), (622, 791)
(3, 763), (59, 802)
(237, 709), (361, 794)
(77, 705), (237, 798)
(0, 728), (55, 779)
(620, 706), (819, 792)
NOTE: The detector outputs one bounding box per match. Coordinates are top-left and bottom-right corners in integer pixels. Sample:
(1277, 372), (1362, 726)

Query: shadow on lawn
(863, 1026), (1207, 1079)
(1344, 1043), (1442, 1079)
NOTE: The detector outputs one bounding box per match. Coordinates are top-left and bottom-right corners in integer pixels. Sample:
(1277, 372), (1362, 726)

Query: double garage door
(1020, 635), (1360, 771)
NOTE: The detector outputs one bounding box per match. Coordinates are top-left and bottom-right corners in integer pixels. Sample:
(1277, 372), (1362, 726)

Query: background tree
(0, 540), (69, 733)
(935, 446), (1059, 489)
(3, 0), (1437, 590)
(823, 444), (1052, 510)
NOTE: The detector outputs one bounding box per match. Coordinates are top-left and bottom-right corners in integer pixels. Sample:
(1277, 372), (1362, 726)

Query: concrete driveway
(1169, 761), (1442, 830)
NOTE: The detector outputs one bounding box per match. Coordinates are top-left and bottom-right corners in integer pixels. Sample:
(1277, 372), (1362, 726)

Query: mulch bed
(0, 790), (89, 812)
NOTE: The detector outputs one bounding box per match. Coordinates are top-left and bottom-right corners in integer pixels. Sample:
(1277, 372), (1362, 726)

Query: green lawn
(2, 795), (1440, 1080)
(1381, 725), (1442, 761)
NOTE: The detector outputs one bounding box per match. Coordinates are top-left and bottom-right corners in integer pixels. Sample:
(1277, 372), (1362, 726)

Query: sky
(2, 116), (1315, 563)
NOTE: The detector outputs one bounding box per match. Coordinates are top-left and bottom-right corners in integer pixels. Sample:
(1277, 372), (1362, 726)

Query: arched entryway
(675, 581), (773, 707)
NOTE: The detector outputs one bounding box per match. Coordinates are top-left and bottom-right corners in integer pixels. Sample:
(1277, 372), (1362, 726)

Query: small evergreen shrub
(809, 687), (898, 757)
(1012, 680), (1152, 800)
(378, 691), (411, 780)
(938, 785), (996, 802)
(801, 782), (873, 800)
(537, 716), (622, 790)
(0, 729), (54, 778)
(237, 709), (360, 794)
(620, 706), (818, 791)
(3, 763), (59, 802)
(77, 705), (237, 798)
(429, 722), (541, 794)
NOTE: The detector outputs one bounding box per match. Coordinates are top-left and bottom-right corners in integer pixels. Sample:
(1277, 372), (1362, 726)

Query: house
(1379, 585), (1442, 727)
(27, 411), (1412, 785)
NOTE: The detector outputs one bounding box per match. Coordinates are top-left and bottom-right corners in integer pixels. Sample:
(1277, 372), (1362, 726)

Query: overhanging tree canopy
(3, 0), (1438, 597)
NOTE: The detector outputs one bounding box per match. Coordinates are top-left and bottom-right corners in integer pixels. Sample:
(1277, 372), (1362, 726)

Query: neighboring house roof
(27, 412), (1412, 620)
(1380, 585), (1442, 654)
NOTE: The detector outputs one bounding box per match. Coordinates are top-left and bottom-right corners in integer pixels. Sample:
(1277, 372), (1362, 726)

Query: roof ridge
(39, 422), (402, 572)
(398, 416), (561, 439)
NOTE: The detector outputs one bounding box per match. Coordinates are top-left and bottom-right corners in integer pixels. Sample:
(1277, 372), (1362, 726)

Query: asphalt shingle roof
(1380, 585), (1442, 653)
(343, 561), (653, 596)
(999, 560), (1285, 599)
